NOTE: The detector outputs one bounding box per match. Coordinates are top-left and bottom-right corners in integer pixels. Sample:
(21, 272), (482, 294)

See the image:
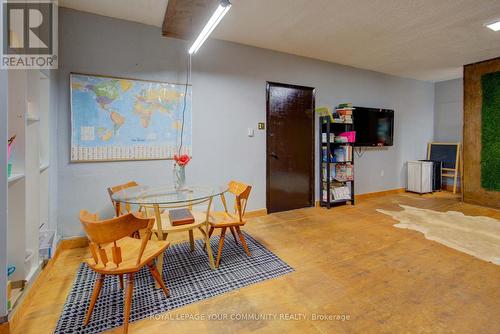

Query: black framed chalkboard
(427, 142), (461, 194)
(428, 143), (459, 169)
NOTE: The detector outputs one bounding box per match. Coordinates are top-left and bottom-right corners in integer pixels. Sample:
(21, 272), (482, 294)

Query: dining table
(111, 184), (228, 286)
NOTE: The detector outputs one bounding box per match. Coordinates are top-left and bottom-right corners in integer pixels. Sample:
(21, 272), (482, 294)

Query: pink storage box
(339, 131), (356, 143)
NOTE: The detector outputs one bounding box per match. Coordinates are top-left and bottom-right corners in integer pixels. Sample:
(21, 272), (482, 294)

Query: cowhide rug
(377, 205), (500, 265)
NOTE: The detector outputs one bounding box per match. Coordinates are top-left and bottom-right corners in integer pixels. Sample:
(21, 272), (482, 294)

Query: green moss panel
(481, 71), (500, 191)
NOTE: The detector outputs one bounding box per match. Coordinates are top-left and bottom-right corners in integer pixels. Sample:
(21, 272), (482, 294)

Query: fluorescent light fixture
(485, 20), (500, 31)
(188, 1), (231, 54)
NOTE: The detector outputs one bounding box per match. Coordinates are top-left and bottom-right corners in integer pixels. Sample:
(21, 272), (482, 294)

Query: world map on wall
(70, 73), (192, 162)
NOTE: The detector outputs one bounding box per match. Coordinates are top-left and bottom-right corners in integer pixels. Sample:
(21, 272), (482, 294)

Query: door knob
(271, 152), (279, 159)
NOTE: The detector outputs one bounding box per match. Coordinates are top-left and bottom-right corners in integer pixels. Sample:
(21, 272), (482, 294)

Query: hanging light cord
(178, 54), (191, 156)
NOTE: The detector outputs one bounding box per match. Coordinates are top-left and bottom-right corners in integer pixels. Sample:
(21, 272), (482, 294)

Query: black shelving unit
(319, 115), (355, 208)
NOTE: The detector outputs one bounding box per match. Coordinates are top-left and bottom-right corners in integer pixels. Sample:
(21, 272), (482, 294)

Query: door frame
(265, 81), (316, 213)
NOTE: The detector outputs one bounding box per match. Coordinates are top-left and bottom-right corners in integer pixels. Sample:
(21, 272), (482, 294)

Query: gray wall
(57, 9), (435, 237)
(434, 79), (463, 142)
(433, 78), (463, 188)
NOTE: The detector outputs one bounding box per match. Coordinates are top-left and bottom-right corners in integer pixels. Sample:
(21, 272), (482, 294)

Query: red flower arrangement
(174, 154), (191, 167)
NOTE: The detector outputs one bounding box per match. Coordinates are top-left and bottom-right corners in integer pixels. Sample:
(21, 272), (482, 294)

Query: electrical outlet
(381, 169), (385, 177)
(258, 122), (265, 130)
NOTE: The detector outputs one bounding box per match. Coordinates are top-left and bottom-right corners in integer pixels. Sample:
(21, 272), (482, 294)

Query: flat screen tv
(353, 107), (394, 146)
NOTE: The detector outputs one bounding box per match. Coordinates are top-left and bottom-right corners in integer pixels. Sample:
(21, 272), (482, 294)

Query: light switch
(247, 128), (255, 137)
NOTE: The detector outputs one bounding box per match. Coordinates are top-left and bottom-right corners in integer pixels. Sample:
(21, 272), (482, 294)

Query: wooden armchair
(79, 211), (170, 334)
(205, 181), (252, 267)
(107, 181), (140, 217)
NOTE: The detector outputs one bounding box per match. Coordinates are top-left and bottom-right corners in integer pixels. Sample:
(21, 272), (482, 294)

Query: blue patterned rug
(54, 232), (293, 334)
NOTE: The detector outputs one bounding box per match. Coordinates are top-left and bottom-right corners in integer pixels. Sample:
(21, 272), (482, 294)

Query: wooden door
(266, 82), (315, 213)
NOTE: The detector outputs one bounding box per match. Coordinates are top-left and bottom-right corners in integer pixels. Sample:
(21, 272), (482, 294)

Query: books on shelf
(321, 162), (354, 182)
(323, 133), (354, 144)
(334, 135), (348, 143)
(332, 103), (354, 123)
(322, 146), (352, 163)
(332, 186), (351, 201)
(321, 181), (352, 201)
(331, 163), (354, 181)
(322, 133), (335, 143)
(332, 146), (352, 162)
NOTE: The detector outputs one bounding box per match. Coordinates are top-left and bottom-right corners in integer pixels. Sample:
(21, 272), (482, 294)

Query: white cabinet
(407, 161), (433, 194)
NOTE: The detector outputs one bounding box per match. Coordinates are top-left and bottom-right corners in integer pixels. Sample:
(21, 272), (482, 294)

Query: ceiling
(59, 0), (169, 27)
(60, 0), (500, 82)
(162, 0), (220, 39)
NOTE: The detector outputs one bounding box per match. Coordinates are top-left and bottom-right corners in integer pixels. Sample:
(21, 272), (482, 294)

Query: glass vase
(173, 164), (186, 190)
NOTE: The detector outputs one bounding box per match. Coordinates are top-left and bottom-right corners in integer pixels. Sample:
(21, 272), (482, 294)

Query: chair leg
(236, 226), (251, 256)
(216, 227), (227, 268)
(189, 230), (195, 252)
(123, 273), (134, 334)
(229, 227), (239, 244)
(204, 225), (216, 270)
(153, 232), (168, 241)
(203, 227), (214, 250)
(148, 262), (170, 297)
(84, 274), (105, 326)
(118, 274), (124, 290)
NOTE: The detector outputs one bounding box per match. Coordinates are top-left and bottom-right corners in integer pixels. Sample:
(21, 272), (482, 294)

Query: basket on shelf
(338, 131), (356, 143)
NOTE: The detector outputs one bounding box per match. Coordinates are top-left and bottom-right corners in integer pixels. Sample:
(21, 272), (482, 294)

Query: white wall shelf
(26, 101), (40, 122)
(8, 173), (25, 184)
(5, 69), (53, 316)
(26, 115), (40, 122)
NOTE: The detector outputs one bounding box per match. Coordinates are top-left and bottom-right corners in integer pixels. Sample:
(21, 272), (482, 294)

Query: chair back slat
(107, 181), (139, 216)
(227, 181), (252, 222)
(136, 229), (152, 265)
(89, 243), (99, 264)
(240, 198), (249, 217)
(112, 244), (122, 266)
(79, 210), (154, 267)
(98, 248), (109, 266)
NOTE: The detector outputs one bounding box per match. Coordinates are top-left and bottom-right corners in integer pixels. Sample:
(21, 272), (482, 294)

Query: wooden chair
(107, 181), (140, 217)
(79, 211), (170, 334)
(206, 181), (252, 267)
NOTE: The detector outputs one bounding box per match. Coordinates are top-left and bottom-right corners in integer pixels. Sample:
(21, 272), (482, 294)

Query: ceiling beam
(162, 0), (220, 40)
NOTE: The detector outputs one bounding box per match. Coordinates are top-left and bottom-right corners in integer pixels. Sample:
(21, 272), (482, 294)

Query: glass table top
(112, 185), (228, 205)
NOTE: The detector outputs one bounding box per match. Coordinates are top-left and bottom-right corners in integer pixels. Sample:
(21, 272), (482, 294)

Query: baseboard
(244, 208), (267, 218)
(354, 188), (406, 200)
(315, 188), (406, 207)
(59, 236), (89, 250)
(441, 184), (462, 193)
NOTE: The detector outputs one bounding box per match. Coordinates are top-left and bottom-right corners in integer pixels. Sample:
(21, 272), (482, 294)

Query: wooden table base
(152, 199), (216, 288)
